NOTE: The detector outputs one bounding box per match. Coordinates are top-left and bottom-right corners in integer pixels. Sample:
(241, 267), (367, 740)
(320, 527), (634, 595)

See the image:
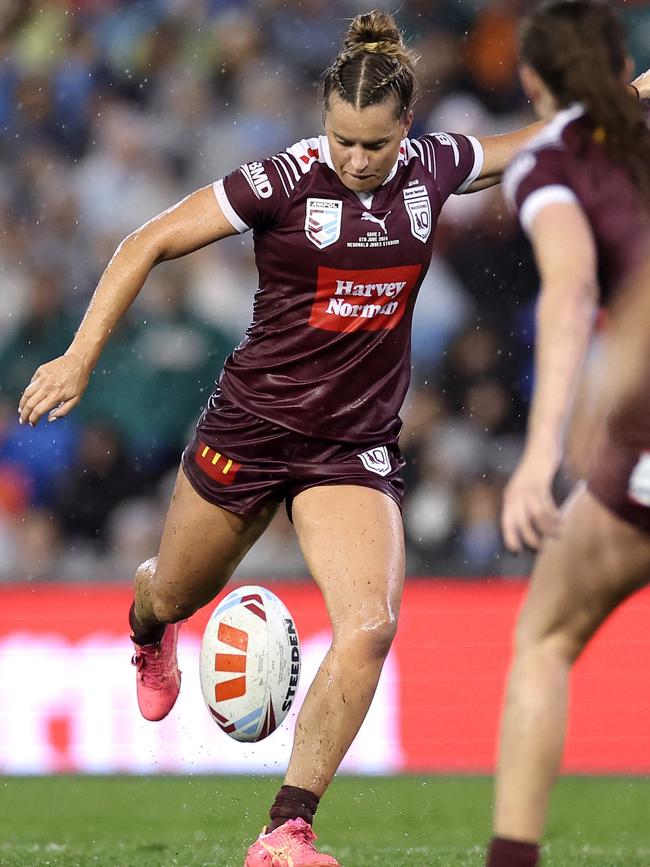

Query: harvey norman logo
(309, 264), (421, 333)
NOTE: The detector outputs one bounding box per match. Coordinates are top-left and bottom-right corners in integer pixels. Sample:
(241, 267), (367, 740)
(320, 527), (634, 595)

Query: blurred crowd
(1, 0), (649, 582)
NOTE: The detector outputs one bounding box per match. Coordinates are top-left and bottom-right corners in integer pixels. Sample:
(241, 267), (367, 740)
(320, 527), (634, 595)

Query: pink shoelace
(131, 645), (167, 690)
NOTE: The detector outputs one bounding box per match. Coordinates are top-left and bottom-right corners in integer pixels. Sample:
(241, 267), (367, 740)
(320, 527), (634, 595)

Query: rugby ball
(199, 585), (301, 742)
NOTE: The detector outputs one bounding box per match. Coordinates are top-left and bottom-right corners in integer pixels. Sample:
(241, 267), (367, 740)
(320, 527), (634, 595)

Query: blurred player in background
(487, 2), (650, 866)
(601, 256), (650, 442)
(16, 6), (615, 866)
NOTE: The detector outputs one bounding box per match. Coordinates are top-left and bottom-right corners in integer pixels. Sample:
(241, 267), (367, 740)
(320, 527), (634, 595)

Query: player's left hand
(501, 456), (561, 553)
(18, 351), (90, 427)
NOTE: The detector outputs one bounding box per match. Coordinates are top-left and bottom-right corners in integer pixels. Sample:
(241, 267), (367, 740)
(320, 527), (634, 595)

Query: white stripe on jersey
(454, 135), (484, 194)
(408, 139), (426, 168)
(520, 184), (579, 234)
(420, 137), (435, 174)
(275, 150), (301, 183)
(213, 179), (249, 233)
(524, 103), (585, 155)
(271, 156), (292, 197)
(503, 104), (584, 219)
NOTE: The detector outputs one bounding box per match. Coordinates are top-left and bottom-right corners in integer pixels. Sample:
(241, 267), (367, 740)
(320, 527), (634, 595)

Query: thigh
(519, 485), (650, 651)
(153, 466), (277, 610)
(291, 484), (405, 638)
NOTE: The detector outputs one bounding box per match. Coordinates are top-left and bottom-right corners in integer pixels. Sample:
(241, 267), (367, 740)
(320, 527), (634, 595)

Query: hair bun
(343, 10), (403, 54)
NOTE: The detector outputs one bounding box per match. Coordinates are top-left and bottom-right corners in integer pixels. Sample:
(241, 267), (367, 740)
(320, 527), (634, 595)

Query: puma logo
(361, 210), (391, 234)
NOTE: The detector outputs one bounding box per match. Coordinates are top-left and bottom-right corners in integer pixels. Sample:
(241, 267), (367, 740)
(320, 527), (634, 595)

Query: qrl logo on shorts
(195, 442), (242, 486)
(309, 264), (421, 333)
(358, 446), (392, 477)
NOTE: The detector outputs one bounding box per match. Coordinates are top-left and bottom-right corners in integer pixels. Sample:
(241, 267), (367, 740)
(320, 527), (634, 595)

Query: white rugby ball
(199, 585), (301, 742)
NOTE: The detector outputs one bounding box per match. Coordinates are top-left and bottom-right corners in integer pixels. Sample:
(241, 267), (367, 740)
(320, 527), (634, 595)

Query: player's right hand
(501, 456), (561, 553)
(18, 351), (91, 427)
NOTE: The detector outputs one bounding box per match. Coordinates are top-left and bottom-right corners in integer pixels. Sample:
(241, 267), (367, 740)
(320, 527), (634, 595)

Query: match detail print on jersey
(305, 198), (343, 249)
(195, 442), (242, 486)
(309, 264), (422, 333)
(358, 446), (392, 477)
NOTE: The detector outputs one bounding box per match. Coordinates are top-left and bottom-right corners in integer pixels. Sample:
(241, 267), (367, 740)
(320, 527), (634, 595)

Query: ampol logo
(309, 264), (421, 333)
(305, 198), (342, 249)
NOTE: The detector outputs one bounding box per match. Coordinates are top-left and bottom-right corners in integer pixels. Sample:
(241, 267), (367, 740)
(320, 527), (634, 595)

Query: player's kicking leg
(487, 488), (650, 866)
(130, 466), (276, 721)
(244, 484), (405, 866)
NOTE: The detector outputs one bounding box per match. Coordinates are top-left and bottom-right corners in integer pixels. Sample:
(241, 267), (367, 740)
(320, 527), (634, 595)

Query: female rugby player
(487, 3), (650, 866)
(16, 9), (624, 866)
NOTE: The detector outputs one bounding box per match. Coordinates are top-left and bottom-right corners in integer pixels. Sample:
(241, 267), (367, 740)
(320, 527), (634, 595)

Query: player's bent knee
(336, 616), (398, 662)
(149, 588), (199, 624)
(514, 620), (584, 667)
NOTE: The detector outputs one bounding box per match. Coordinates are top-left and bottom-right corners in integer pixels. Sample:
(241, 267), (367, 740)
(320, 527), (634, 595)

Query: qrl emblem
(358, 446), (392, 477)
(403, 185), (431, 243)
(305, 198), (342, 249)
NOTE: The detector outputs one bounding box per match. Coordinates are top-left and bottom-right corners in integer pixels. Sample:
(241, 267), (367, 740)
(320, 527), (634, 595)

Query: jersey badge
(358, 446), (392, 477)
(305, 198), (342, 249)
(403, 185), (431, 243)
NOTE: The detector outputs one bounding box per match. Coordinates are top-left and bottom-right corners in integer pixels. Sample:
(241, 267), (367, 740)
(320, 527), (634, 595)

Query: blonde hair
(322, 11), (418, 117)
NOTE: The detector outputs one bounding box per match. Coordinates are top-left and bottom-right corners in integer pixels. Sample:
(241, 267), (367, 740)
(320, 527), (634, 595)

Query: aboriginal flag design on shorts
(194, 442), (242, 486)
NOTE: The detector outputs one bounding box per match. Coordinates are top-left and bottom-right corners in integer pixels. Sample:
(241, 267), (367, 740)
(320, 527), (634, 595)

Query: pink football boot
(244, 818), (341, 867)
(131, 622), (181, 721)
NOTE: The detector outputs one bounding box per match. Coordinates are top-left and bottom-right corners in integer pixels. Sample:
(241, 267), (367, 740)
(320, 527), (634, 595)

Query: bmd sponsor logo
(241, 162), (273, 198)
(309, 264), (421, 333)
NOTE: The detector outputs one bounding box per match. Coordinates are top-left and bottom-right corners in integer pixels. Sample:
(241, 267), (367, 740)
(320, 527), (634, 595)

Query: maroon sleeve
(419, 132), (484, 198)
(213, 157), (289, 233)
(503, 147), (579, 234)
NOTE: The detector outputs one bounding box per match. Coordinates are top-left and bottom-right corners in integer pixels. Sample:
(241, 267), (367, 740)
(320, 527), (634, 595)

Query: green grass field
(1, 775), (649, 866)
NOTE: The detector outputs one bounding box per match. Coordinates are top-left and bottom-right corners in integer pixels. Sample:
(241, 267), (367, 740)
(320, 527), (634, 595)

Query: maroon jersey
(213, 132), (482, 443)
(505, 104), (649, 303)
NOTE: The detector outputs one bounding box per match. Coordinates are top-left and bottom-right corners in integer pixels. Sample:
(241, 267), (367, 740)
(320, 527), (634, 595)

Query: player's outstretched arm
(18, 186), (238, 427)
(469, 122), (546, 193)
(502, 201), (599, 553)
(468, 69), (650, 194)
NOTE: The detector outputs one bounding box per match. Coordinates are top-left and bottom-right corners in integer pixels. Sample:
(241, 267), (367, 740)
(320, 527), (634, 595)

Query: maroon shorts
(588, 430), (650, 533)
(181, 390), (405, 518)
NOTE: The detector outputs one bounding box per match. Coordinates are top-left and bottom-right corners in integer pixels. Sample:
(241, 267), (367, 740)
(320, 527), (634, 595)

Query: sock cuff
(269, 785), (320, 828)
(129, 601), (165, 646)
(487, 836), (540, 867)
